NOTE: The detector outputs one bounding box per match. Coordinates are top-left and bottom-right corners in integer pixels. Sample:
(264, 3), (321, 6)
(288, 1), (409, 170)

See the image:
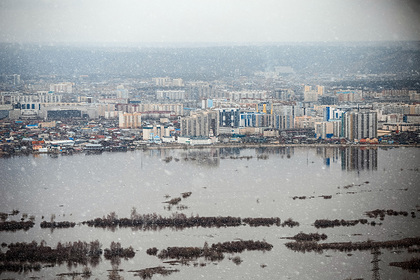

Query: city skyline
(1, 0), (420, 44)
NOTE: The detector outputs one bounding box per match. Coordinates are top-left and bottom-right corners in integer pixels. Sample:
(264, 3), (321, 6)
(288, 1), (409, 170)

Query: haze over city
(1, 0), (420, 44)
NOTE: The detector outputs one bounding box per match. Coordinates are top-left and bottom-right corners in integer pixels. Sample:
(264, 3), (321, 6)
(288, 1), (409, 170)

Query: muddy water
(1, 146), (419, 279)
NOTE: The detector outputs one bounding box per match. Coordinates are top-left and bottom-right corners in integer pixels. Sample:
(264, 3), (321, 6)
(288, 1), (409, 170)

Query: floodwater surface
(0, 146), (419, 279)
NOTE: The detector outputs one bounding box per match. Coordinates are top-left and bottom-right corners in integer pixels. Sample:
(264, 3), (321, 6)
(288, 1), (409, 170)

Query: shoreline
(146, 143), (418, 150)
(1, 142), (417, 157)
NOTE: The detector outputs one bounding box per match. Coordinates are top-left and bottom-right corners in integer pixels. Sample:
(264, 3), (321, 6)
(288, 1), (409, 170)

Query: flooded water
(1, 146), (419, 280)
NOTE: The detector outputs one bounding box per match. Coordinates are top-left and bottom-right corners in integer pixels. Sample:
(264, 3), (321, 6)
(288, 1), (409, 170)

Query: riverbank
(146, 142), (418, 150)
(0, 142), (418, 157)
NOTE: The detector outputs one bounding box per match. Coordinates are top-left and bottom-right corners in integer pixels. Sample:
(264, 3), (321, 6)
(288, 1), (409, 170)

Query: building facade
(156, 90), (186, 100)
(315, 120), (341, 139)
(218, 108), (240, 127)
(342, 111), (377, 141)
(119, 112), (142, 129)
(180, 110), (219, 137)
(239, 112), (271, 128)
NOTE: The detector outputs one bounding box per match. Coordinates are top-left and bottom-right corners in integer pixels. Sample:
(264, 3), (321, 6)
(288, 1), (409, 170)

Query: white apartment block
(156, 90), (186, 100)
(49, 82), (73, 93)
(229, 90), (267, 101)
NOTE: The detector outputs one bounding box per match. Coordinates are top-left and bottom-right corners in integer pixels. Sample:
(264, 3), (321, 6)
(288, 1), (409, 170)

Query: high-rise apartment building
(229, 91), (267, 101)
(156, 90), (185, 100)
(13, 74), (20, 85)
(49, 82), (73, 93)
(342, 111), (377, 141)
(180, 110), (219, 137)
(153, 77), (184, 87)
(239, 112), (271, 128)
(272, 105), (295, 130)
(116, 85), (129, 99)
(323, 106), (344, 121)
(115, 103), (184, 116)
(119, 112), (142, 128)
(273, 89), (294, 101)
(218, 108), (240, 127)
(317, 85), (325, 96)
(315, 120), (341, 139)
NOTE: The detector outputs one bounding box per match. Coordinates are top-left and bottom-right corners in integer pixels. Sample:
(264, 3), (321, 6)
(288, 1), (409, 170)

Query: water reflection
(219, 147), (241, 156)
(316, 147), (340, 167)
(145, 146), (378, 171)
(314, 147), (378, 171)
(144, 148), (220, 167)
(256, 146), (294, 158)
(341, 147), (378, 171)
(179, 149), (220, 167)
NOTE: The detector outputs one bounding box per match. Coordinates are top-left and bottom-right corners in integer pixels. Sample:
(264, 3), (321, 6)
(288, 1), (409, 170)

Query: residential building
(295, 116), (323, 129)
(218, 108), (240, 127)
(315, 120), (341, 139)
(153, 77), (184, 87)
(143, 124), (173, 141)
(119, 112), (142, 129)
(239, 112), (271, 128)
(317, 85), (325, 96)
(49, 82), (73, 93)
(342, 111), (378, 141)
(229, 90), (267, 101)
(116, 103), (184, 116)
(180, 110), (219, 137)
(156, 90), (185, 100)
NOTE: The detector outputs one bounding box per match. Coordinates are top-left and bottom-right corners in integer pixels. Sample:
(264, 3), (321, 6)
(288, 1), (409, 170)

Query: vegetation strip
(0, 240), (134, 266)
(314, 219), (370, 228)
(104, 241), (135, 260)
(365, 209), (411, 220)
(181, 192), (192, 198)
(0, 221), (34, 231)
(128, 266), (180, 279)
(40, 221), (76, 228)
(82, 212), (298, 229)
(389, 257), (420, 272)
(152, 240), (273, 262)
(282, 232), (328, 242)
(285, 237), (420, 253)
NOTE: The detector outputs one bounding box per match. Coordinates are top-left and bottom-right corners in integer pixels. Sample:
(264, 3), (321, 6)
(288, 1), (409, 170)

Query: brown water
(1, 146), (419, 279)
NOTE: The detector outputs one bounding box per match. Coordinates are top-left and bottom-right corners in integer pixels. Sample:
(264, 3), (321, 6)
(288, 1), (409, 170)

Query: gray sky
(1, 0), (419, 44)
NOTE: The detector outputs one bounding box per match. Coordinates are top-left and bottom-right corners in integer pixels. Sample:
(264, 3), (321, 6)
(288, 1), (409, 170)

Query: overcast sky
(1, 0), (419, 44)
